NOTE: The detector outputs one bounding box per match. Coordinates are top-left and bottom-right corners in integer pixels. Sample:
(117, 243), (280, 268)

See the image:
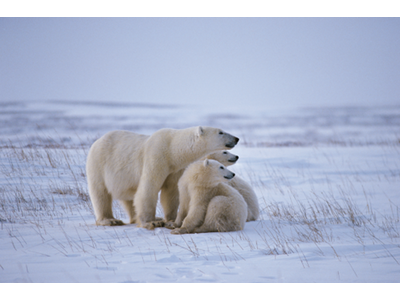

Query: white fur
(206, 151), (259, 221)
(86, 127), (239, 229)
(170, 159), (247, 234)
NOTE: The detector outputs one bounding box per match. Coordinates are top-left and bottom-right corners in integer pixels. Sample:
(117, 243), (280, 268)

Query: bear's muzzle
(224, 172), (235, 179)
(225, 137), (239, 148)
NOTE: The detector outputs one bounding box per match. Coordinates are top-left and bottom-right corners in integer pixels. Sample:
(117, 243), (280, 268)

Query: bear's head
(206, 150), (239, 167)
(183, 159), (235, 189)
(203, 159), (235, 182)
(195, 126), (239, 151)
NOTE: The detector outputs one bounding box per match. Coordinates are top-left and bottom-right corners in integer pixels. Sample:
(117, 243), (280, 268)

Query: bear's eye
(223, 151), (227, 154)
(220, 166), (224, 169)
(219, 131), (223, 135)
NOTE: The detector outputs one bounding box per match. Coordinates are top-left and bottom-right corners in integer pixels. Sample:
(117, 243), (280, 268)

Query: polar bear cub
(86, 126), (239, 230)
(206, 151), (259, 222)
(170, 159), (247, 234)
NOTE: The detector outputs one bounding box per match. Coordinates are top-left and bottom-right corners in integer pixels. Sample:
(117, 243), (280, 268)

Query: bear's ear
(197, 126), (204, 137)
(203, 159), (209, 167)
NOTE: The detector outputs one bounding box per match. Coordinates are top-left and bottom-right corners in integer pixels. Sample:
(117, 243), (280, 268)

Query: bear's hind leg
(119, 200), (136, 224)
(89, 184), (124, 226)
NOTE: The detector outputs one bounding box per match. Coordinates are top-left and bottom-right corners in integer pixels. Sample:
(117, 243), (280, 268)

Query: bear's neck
(169, 134), (211, 171)
(172, 151), (208, 172)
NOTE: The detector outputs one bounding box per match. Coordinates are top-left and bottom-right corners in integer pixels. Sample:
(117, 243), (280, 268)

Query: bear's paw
(141, 220), (165, 230)
(170, 228), (189, 235)
(96, 218), (125, 226)
(164, 221), (177, 229)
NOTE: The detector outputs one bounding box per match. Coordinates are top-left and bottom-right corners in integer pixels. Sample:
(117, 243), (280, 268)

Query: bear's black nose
(228, 156), (239, 163)
(226, 137), (239, 148)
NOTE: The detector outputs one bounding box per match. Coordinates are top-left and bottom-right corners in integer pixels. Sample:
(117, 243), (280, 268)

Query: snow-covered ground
(1, 100), (400, 283)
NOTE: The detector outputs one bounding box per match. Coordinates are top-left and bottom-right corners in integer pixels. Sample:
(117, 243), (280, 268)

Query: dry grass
(239, 146), (400, 265)
(1, 137), (399, 272)
(0, 139), (91, 224)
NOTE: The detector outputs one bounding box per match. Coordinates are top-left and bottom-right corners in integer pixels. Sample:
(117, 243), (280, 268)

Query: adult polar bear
(86, 126), (239, 229)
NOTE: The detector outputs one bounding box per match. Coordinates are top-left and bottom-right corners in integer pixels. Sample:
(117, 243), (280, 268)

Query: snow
(1, 99), (400, 284)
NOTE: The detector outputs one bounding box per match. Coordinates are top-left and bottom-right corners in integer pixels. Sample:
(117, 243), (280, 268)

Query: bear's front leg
(177, 199), (209, 233)
(164, 185), (190, 230)
(134, 172), (168, 230)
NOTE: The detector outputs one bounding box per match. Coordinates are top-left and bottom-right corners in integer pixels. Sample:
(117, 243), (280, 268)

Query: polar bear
(169, 159), (247, 234)
(206, 151), (259, 221)
(86, 126), (239, 229)
(163, 150), (258, 227)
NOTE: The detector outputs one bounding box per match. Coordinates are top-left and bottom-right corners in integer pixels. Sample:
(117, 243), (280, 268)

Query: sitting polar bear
(169, 159), (248, 234)
(86, 127), (239, 229)
(206, 151), (259, 222)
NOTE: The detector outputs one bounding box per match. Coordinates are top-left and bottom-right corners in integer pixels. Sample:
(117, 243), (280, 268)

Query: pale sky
(1, 17), (399, 108)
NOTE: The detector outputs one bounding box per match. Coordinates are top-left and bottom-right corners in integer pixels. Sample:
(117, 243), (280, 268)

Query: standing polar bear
(206, 151), (259, 221)
(170, 159), (247, 234)
(86, 126), (239, 229)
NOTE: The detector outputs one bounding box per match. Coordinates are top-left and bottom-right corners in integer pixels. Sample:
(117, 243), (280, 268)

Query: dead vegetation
(0, 136), (399, 273)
